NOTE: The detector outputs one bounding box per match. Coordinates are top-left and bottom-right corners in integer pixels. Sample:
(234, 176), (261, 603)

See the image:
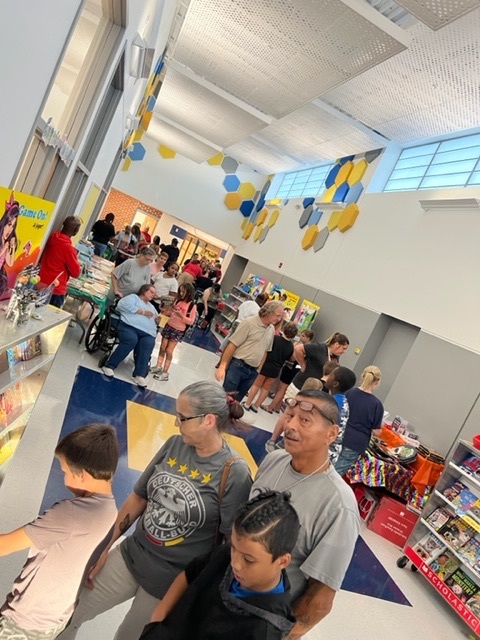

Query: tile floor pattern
(0, 323), (474, 639)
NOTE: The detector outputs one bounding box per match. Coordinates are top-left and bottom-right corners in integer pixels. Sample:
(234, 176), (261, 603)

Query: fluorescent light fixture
(314, 201), (347, 209)
(419, 198), (480, 211)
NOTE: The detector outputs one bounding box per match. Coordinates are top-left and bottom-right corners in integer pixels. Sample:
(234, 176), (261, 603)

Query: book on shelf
(445, 568), (479, 603)
(470, 501), (480, 520)
(459, 454), (480, 479)
(439, 517), (476, 550)
(426, 507), (454, 531)
(429, 550), (460, 581)
(466, 593), (480, 617)
(458, 536), (480, 572)
(443, 479), (478, 513)
(412, 533), (446, 562)
(443, 479), (468, 502)
(6, 336), (42, 367)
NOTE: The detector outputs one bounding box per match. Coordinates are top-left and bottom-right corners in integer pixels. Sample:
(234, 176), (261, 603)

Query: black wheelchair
(84, 300), (121, 367)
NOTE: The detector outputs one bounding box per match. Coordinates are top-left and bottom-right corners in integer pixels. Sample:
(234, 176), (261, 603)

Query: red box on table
(367, 495), (419, 547)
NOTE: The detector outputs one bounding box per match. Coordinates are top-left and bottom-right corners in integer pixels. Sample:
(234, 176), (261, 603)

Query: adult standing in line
(177, 255), (203, 287)
(90, 212), (115, 257)
(286, 332), (350, 400)
(39, 216), (82, 309)
(251, 389), (360, 638)
(335, 366), (384, 475)
(109, 246), (157, 301)
(216, 293), (270, 357)
(59, 381), (252, 640)
(215, 301), (285, 402)
(162, 238), (180, 265)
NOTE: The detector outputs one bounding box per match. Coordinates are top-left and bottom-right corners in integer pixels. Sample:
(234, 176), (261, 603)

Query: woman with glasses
(109, 246), (157, 301)
(59, 381), (252, 640)
(101, 284), (160, 388)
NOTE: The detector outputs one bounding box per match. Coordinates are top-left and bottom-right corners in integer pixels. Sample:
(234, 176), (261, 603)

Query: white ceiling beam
(165, 58), (273, 125)
(249, 133), (309, 167)
(151, 113), (223, 151)
(312, 99), (391, 146)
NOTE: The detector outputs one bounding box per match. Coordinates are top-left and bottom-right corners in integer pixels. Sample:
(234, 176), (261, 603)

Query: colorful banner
(264, 283), (299, 320)
(292, 298), (320, 331)
(238, 274), (267, 298)
(0, 188), (55, 299)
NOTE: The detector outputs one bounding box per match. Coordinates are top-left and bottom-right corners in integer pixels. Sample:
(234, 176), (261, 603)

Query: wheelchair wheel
(85, 314), (110, 353)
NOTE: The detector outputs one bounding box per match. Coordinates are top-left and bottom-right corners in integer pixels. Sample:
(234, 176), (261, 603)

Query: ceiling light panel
(147, 118), (218, 163)
(155, 68), (268, 147)
(323, 12), (480, 142)
(395, 0), (479, 30)
(170, 0), (411, 118)
(226, 138), (304, 174)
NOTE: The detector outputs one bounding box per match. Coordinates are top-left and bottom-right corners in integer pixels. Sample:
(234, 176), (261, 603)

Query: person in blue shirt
(324, 366), (357, 464)
(102, 284), (160, 388)
(139, 491), (300, 640)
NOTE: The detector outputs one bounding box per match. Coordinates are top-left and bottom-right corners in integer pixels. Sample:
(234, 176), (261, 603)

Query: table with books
(398, 439), (480, 635)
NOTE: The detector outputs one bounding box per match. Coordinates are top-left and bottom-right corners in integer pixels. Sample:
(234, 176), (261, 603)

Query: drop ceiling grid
(172, 0), (409, 118)
(226, 138), (303, 174)
(323, 10), (480, 140)
(154, 68), (267, 147)
(147, 120), (218, 163)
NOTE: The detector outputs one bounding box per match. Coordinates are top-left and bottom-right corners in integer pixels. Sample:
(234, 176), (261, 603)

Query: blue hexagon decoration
(147, 96), (156, 111)
(302, 197), (315, 208)
(256, 194), (266, 211)
(249, 209), (260, 224)
(221, 156), (239, 174)
(129, 142), (146, 161)
(313, 226), (330, 252)
(299, 204), (313, 228)
(308, 207), (323, 226)
(325, 164), (341, 188)
(333, 182), (350, 202)
(338, 155), (355, 165)
(223, 175), (241, 192)
(344, 181), (364, 204)
(240, 200), (255, 217)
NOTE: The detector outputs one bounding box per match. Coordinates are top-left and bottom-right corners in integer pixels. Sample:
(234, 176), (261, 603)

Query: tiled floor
(0, 323), (474, 639)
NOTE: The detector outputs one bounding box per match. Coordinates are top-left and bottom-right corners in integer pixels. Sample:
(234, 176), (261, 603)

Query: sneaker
(155, 372), (169, 381)
(133, 375), (148, 388)
(102, 367), (114, 377)
(150, 365), (163, 374)
(265, 439), (276, 453)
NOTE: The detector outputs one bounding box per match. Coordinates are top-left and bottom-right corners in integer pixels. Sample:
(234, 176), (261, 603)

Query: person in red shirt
(39, 216), (82, 308)
(142, 226), (152, 244)
(177, 255), (203, 287)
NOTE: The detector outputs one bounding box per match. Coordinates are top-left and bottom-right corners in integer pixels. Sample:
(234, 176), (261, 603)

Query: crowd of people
(3, 211), (390, 639)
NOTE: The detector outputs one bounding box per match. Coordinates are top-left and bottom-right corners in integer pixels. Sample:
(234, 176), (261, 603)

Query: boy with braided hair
(139, 491), (300, 640)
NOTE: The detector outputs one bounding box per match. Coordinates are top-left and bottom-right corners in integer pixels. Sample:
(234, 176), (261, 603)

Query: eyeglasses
(284, 398), (336, 425)
(175, 413), (207, 424)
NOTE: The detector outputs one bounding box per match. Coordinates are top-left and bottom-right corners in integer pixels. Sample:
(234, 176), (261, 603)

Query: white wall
(113, 135), (269, 244)
(0, 0), (83, 185)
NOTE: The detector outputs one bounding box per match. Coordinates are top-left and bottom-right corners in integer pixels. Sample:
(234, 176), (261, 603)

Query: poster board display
(0, 188), (55, 299)
(292, 298), (320, 331)
(264, 282), (299, 321)
(238, 274), (267, 298)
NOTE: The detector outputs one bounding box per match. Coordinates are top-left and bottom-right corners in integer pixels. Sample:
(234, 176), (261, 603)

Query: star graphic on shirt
(201, 473), (212, 484)
(178, 464), (188, 474)
(167, 457), (177, 468)
(189, 468), (200, 479)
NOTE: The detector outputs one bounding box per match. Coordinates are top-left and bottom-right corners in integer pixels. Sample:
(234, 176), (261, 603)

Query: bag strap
(215, 455), (241, 546)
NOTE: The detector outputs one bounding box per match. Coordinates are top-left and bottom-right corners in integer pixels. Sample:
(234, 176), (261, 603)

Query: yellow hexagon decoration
(256, 209), (268, 226)
(224, 193), (242, 209)
(327, 210), (342, 231)
(158, 145), (176, 159)
(238, 182), (256, 199)
(348, 159), (368, 185)
(334, 161), (354, 186)
(140, 111), (153, 130)
(242, 222), (255, 239)
(208, 153), (225, 166)
(254, 224), (264, 242)
(338, 204), (360, 232)
(321, 185), (336, 203)
(133, 127), (145, 142)
(121, 156), (132, 172)
(241, 218), (249, 231)
(268, 198), (282, 205)
(268, 209), (280, 227)
(302, 225), (319, 250)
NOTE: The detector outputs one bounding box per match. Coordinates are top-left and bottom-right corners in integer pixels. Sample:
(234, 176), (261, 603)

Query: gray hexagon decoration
(299, 204), (313, 228)
(221, 156), (239, 174)
(260, 179), (271, 196)
(313, 226), (330, 252)
(254, 190), (260, 201)
(364, 148), (384, 163)
(259, 226), (270, 243)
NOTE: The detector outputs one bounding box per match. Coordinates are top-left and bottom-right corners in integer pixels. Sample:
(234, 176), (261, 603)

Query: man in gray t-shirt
(251, 389), (360, 638)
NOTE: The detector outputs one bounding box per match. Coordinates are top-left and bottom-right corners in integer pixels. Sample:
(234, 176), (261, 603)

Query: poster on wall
(239, 274), (267, 298)
(264, 283), (299, 321)
(292, 299), (320, 331)
(0, 188), (55, 300)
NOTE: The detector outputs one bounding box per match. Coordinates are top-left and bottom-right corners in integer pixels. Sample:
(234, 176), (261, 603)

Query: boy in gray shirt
(0, 424), (119, 639)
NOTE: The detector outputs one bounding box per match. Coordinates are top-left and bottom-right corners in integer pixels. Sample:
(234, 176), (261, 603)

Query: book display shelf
(0, 306), (70, 483)
(398, 440), (480, 636)
(214, 285), (252, 337)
